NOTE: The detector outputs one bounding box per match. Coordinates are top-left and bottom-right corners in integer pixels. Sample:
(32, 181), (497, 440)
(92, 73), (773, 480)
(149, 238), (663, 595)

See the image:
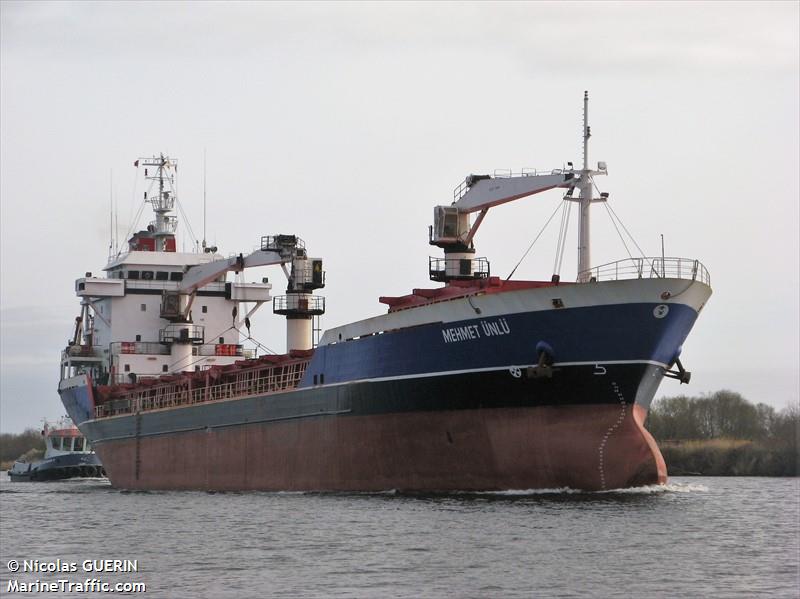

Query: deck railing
(579, 257), (710, 286)
(109, 342), (243, 357)
(95, 360), (308, 418)
(111, 341), (170, 356)
(65, 345), (104, 359)
(428, 256), (490, 282)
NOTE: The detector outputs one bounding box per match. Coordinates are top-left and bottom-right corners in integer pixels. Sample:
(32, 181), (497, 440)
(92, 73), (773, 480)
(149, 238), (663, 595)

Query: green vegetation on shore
(0, 428), (45, 471)
(646, 390), (799, 476)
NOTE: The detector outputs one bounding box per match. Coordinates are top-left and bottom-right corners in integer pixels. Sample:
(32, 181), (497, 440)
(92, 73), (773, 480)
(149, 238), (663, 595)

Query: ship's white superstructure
(60, 155), (324, 393)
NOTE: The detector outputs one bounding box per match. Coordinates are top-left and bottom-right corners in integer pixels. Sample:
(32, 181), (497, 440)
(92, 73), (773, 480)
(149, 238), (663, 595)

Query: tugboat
(59, 93), (712, 491)
(7, 417), (105, 482)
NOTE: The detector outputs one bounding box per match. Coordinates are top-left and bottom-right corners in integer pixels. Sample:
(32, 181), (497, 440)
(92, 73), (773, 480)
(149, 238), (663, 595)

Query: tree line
(646, 390), (798, 444)
(647, 390), (799, 476)
(0, 428), (45, 467)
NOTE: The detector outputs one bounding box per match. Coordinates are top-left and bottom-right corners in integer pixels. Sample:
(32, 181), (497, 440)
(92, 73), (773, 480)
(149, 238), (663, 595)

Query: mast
(574, 91), (607, 282)
(153, 155), (174, 251)
(578, 91), (593, 281)
(136, 154), (178, 252)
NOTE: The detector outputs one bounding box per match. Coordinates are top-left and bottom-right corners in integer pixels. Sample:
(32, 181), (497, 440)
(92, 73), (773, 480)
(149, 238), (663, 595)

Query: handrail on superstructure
(579, 257), (711, 286)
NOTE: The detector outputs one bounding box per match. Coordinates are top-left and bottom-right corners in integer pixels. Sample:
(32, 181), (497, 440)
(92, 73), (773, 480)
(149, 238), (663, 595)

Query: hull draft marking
(598, 381), (628, 490)
(134, 412), (142, 481)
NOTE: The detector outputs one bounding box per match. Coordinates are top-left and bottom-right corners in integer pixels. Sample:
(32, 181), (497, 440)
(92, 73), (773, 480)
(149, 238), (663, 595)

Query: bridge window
(74, 437), (84, 451)
(156, 271), (169, 281)
(169, 272), (183, 281)
(128, 270), (140, 280)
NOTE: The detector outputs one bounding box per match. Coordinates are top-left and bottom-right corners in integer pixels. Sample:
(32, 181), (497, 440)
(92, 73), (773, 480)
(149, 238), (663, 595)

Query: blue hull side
(301, 302), (697, 386)
(59, 378), (94, 426)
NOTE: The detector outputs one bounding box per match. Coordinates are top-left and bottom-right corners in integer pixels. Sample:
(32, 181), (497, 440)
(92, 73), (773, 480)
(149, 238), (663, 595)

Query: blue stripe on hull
(302, 302), (697, 386)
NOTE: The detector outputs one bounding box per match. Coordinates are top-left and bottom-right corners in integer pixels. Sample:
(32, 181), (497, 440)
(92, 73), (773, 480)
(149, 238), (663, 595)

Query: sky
(1, 1), (798, 433)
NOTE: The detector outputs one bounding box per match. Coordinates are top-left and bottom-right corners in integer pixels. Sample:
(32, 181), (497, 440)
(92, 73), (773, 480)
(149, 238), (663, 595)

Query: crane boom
(178, 249), (287, 295)
(431, 172), (576, 252)
(454, 172), (572, 213)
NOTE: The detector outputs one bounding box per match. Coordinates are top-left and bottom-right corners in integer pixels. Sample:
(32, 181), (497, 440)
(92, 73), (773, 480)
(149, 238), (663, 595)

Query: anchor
(527, 341), (557, 380)
(664, 357), (692, 384)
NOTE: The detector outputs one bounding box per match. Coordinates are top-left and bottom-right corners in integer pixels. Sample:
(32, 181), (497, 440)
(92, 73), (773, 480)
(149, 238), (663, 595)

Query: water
(1, 476), (798, 598)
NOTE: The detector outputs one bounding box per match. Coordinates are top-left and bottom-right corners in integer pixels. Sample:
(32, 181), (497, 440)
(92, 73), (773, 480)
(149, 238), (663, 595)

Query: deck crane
(430, 91), (608, 283)
(159, 234), (325, 368)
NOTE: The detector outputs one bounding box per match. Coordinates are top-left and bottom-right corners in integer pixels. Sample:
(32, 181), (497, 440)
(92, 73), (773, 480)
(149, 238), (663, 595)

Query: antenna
(202, 148), (207, 252)
(109, 169), (114, 256)
(583, 90), (590, 171)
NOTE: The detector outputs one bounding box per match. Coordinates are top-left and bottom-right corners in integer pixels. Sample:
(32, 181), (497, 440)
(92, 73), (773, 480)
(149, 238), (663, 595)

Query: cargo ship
(59, 94), (711, 491)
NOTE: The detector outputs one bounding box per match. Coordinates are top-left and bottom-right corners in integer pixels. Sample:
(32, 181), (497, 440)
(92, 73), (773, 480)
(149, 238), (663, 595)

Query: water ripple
(0, 476), (797, 598)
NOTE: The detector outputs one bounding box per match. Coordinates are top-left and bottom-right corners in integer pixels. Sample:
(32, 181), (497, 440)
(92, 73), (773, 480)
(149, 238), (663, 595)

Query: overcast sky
(1, 1), (798, 433)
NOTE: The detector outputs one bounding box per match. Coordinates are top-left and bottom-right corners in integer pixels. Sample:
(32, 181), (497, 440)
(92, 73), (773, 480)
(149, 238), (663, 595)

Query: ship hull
(64, 278), (711, 491)
(84, 404), (662, 492)
(78, 363), (667, 491)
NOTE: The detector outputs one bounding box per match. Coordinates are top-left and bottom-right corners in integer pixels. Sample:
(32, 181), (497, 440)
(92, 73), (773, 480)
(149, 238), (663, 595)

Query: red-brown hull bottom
(96, 404), (666, 492)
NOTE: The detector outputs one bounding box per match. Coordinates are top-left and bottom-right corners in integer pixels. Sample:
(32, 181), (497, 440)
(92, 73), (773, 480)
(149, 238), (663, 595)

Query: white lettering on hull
(441, 318), (511, 344)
